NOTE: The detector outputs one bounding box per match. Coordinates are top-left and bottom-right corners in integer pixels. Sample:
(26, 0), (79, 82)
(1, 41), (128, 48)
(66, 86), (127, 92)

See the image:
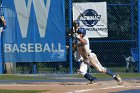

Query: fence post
(138, 0), (140, 73)
(33, 62), (37, 74)
(131, 0), (134, 47)
(0, 0), (3, 74)
(68, 0), (73, 74)
(0, 33), (3, 74)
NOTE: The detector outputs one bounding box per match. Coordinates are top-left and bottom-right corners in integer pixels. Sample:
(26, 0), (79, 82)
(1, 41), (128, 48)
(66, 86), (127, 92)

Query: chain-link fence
(69, 0), (138, 74)
(1, 0), (138, 74)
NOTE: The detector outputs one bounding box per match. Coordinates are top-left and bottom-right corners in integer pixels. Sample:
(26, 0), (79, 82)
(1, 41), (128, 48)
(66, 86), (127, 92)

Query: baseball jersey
(77, 36), (91, 59)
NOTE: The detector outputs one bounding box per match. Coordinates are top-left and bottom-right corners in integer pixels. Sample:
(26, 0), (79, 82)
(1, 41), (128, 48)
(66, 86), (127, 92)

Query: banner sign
(2, 0), (66, 62)
(73, 2), (108, 38)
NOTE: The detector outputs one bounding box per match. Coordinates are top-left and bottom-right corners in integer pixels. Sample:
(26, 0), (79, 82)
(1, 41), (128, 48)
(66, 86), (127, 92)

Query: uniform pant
(79, 53), (107, 75)
(88, 53), (107, 73)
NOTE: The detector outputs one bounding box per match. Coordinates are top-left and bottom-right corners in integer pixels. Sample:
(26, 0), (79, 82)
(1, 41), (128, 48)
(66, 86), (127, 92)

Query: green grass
(0, 73), (140, 81)
(72, 73), (140, 79)
(0, 90), (46, 93)
(0, 75), (50, 80)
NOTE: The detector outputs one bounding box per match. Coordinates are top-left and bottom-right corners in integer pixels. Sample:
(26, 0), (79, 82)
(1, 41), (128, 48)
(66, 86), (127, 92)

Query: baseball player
(74, 28), (123, 85)
(72, 20), (97, 84)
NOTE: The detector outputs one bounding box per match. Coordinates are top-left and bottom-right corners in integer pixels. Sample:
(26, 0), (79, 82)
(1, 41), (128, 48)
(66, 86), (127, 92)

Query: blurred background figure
(123, 55), (137, 73)
(0, 16), (6, 33)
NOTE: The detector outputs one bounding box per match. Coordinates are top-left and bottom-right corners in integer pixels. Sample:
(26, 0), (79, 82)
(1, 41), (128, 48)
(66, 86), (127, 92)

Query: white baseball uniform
(77, 36), (107, 75)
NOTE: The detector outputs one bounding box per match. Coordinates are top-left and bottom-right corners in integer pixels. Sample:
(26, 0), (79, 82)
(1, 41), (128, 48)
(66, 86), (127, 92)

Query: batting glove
(75, 33), (80, 39)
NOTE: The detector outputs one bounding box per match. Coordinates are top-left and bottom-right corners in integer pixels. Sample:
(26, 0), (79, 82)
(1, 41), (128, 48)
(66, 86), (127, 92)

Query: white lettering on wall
(14, 0), (51, 38)
(4, 43), (64, 53)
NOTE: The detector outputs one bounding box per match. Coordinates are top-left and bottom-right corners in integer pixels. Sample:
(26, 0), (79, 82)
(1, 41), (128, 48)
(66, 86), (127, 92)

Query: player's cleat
(114, 74), (123, 85)
(87, 80), (100, 85)
(88, 77), (97, 84)
(89, 80), (96, 84)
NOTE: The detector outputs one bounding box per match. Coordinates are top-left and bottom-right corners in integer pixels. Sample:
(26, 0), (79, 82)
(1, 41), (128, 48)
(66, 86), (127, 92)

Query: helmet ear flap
(82, 28), (86, 36)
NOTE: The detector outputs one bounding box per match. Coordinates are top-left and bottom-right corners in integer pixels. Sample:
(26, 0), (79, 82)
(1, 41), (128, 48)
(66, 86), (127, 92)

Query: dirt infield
(0, 79), (140, 93)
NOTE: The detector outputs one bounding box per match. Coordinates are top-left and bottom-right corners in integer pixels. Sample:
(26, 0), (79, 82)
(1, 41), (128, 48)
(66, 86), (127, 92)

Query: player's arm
(78, 37), (87, 45)
(66, 44), (77, 52)
(75, 33), (87, 45)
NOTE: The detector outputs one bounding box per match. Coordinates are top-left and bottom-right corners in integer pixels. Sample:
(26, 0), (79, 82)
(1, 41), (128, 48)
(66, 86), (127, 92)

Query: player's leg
(88, 53), (107, 73)
(88, 53), (122, 85)
(77, 60), (82, 73)
(73, 51), (82, 73)
(126, 61), (129, 73)
(79, 62), (97, 83)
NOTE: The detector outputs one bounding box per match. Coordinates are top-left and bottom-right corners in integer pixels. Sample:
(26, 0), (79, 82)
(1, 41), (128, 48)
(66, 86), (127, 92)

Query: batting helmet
(73, 20), (80, 26)
(77, 28), (86, 37)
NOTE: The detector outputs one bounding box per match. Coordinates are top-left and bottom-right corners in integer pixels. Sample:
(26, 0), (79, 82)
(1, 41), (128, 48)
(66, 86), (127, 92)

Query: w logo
(14, 0), (51, 38)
